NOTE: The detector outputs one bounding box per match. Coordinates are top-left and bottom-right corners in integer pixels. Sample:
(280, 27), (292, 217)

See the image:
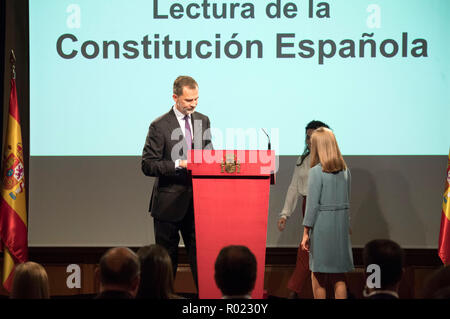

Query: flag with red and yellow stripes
(438, 149), (450, 265)
(0, 78), (28, 291)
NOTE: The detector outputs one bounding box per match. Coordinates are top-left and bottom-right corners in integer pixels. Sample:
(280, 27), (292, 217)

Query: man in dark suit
(141, 76), (212, 286)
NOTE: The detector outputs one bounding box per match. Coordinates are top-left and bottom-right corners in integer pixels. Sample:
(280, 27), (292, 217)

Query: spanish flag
(438, 149), (450, 265)
(0, 77), (28, 291)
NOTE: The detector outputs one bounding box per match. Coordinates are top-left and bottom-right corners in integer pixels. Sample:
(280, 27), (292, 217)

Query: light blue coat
(303, 164), (354, 273)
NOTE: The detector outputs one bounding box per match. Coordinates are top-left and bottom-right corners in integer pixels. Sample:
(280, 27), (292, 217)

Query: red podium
(187, 150), (275, 299)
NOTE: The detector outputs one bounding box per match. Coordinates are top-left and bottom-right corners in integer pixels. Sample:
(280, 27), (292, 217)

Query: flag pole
(10, 49), (16, 79)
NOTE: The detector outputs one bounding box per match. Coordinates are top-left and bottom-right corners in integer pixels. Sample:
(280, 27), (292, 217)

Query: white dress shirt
(279, 155), (310, 219)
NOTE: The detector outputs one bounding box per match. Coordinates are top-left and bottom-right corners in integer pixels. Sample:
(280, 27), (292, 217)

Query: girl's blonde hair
(310, 127), (347, 173)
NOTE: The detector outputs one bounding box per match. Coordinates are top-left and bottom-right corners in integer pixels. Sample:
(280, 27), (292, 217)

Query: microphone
(261, 128), (271, 150)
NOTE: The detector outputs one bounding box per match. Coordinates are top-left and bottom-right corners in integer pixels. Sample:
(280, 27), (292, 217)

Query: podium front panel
(192, 176), (270, 299)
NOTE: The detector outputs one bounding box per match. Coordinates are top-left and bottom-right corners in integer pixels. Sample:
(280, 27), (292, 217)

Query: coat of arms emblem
(2, 143), (25, 198)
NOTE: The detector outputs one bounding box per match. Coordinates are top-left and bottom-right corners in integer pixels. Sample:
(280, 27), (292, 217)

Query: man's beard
(178, 103), (195, 115)
(184, 108), (195, 115)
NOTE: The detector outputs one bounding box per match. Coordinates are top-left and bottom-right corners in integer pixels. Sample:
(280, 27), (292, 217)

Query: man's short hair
(99, 247), (140, 288)
(173, 76), (198, 96)
(214, 245), (257, 296)
(363, 239), (404, 289)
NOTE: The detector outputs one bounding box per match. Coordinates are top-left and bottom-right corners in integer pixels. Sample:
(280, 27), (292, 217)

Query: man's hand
(179, 160), (187, 168)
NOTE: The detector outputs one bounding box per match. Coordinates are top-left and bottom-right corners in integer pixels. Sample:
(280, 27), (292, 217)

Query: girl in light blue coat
(301, 127), (354, 299)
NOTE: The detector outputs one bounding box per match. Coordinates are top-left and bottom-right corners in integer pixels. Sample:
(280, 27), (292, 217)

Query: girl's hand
(301, 233), (310, 252)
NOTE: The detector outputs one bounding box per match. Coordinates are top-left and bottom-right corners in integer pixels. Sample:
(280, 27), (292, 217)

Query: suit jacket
(142, 108), (212, 222)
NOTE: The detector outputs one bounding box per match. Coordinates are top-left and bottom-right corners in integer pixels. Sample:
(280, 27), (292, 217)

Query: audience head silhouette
(214, 245), (257, 298)
(136, 244), (180, 299)
(363, 239), (404, 297)
(10, 261), (50, 299)
(96, 247), (140, 299)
